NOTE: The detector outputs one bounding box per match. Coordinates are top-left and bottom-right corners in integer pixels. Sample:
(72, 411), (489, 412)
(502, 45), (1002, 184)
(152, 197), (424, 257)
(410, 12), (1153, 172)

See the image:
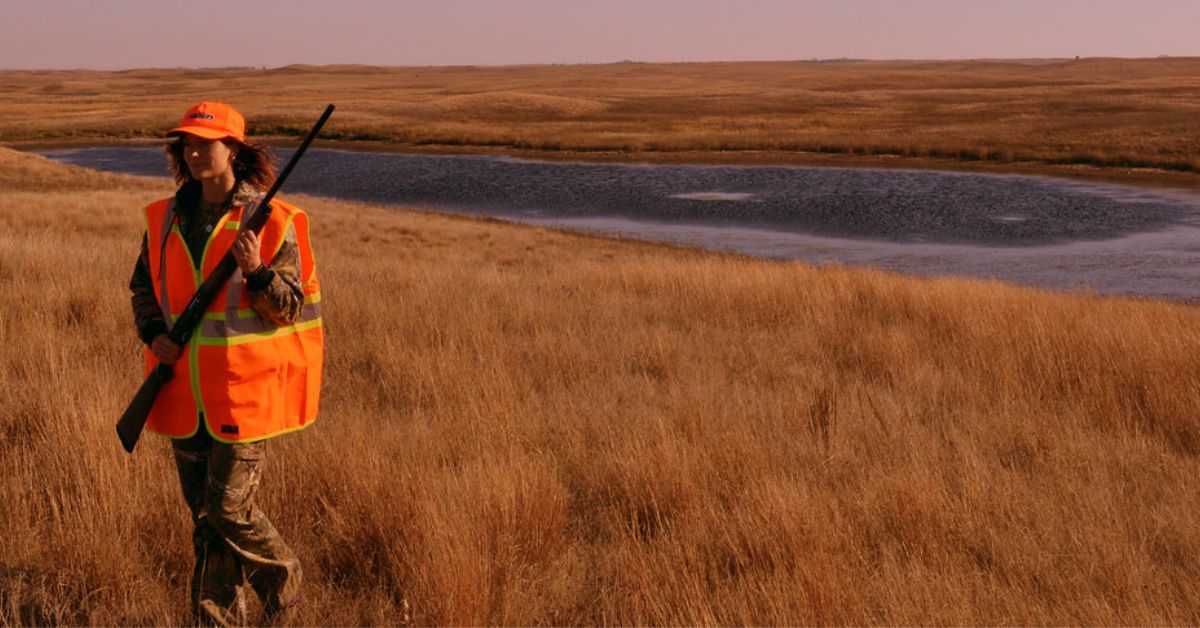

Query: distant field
(3, 58), (1200, 184)
(5, 146), (1200, 625)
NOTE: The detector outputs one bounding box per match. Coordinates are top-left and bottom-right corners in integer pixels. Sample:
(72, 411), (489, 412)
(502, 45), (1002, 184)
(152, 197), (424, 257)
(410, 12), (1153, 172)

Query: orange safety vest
(142, 195), (323, 443)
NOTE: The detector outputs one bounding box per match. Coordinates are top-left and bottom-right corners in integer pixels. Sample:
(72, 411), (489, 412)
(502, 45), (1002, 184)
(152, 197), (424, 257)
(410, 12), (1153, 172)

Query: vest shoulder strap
(143, 197), (174, 225)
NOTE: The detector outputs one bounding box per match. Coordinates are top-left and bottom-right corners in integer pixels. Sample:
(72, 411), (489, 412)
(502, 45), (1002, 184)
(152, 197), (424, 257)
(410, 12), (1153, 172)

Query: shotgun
(117, 104), (335, 453)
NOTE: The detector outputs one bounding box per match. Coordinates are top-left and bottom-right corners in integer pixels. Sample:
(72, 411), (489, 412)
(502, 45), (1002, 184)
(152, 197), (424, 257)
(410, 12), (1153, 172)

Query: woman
(128, 101), (323, 626)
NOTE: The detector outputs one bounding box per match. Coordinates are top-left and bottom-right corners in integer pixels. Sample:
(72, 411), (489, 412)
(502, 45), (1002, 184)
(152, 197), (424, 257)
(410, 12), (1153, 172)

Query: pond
(38, 146), (1200, 301)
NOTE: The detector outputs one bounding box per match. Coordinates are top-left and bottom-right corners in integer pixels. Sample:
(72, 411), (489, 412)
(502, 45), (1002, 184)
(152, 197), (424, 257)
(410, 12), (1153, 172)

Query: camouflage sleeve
(129, 233), (168, 346)
(244, 224), (304, 326)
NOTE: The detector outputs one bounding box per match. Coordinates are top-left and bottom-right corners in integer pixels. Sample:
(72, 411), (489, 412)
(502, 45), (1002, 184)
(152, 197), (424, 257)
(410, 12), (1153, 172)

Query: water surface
(39, 146), (1200, 300)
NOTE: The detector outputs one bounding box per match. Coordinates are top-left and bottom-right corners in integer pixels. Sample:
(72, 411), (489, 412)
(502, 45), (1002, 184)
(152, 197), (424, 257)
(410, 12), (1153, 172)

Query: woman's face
(181, 134), (237, 182)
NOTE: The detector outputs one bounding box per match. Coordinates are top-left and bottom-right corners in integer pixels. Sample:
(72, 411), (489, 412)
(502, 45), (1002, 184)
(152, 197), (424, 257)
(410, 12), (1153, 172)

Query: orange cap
(166, 101), (246, 143)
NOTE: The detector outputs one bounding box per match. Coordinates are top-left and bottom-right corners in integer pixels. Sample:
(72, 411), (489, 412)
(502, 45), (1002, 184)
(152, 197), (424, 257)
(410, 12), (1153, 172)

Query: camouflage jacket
(129, 180), (305, 346)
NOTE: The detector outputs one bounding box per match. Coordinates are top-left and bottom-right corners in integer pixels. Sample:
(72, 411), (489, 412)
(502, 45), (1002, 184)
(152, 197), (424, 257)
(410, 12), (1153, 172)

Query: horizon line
(2, 55), (1196, 73)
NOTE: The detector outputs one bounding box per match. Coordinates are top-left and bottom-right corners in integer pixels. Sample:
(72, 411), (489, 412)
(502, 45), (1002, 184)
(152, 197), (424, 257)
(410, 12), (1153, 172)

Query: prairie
(3, 58), (1200, 187)
(3, 143), (1200, 625)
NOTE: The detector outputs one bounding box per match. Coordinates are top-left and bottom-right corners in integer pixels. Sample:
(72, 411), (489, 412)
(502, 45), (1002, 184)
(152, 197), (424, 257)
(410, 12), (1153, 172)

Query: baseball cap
(166, 101), (246, 143)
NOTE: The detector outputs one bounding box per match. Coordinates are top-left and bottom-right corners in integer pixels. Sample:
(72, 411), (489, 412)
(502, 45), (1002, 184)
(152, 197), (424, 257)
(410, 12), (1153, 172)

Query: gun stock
(116, 364), (174, 453)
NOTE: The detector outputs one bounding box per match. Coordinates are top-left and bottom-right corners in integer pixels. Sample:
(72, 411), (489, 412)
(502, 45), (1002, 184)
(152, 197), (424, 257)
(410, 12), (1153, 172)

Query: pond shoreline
(31, 142), (1200, 301)
(8, 137), (1200, 194)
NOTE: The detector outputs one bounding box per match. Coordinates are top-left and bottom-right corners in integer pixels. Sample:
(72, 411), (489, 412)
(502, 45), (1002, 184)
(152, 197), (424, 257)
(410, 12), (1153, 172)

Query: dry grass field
(3, 58), (1200, 183)
(5, 142), (1200, 625)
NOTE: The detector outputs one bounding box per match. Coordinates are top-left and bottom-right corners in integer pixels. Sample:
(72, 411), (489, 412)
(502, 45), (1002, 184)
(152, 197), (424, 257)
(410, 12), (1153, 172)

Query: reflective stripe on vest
(156, 199), (176, 324)
(198, 295), (322, 344)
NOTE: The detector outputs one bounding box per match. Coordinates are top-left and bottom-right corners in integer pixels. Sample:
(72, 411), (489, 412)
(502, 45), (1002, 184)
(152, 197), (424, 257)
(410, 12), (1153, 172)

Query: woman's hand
(151, 334), (183, 365)
(231, 230), (263, 275)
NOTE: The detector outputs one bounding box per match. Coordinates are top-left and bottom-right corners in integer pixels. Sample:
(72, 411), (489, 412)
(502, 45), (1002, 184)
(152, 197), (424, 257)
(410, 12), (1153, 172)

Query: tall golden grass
(4, 145), (1200, 625)
(4, 58), (1200, 180)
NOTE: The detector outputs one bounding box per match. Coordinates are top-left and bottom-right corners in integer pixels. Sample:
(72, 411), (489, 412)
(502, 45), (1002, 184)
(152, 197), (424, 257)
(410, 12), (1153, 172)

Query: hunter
(128, 101), (323, 626)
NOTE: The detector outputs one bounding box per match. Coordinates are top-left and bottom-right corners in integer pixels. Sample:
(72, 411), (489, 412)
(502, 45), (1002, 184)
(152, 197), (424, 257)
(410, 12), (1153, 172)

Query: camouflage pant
(173, 436), (301, 627)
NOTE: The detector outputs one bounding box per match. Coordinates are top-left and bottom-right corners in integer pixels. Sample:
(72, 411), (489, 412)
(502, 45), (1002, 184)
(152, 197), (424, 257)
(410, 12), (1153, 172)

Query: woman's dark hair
(166, 138), (277, 191)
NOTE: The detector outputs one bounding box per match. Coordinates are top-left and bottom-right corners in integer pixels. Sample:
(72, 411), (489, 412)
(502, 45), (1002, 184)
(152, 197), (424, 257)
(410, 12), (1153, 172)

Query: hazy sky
(2, 0), (1197, 70)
